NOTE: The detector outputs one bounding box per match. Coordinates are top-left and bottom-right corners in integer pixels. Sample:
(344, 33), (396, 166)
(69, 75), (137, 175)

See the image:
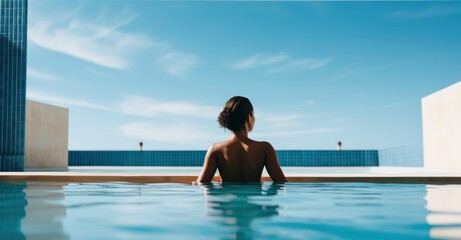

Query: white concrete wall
(422, 81), (461, 170)
(25, 100), (69, 169)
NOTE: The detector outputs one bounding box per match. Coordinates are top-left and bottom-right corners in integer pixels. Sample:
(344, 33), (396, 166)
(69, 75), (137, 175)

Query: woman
(197, 96), (287, 182)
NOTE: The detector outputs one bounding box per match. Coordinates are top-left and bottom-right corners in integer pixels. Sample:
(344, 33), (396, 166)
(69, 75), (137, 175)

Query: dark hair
(218, 96), (254, 132)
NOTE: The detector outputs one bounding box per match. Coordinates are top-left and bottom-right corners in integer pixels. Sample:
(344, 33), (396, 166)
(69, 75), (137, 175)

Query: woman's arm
(264, 142), (287, 182)
(196, 145), (218, 182)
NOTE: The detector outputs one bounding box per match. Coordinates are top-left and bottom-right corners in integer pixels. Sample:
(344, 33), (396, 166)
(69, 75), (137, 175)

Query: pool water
(1, 182), (461, 239)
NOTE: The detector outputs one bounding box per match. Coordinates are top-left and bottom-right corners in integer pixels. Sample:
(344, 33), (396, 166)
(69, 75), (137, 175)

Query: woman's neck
(232, 130), (249, 141)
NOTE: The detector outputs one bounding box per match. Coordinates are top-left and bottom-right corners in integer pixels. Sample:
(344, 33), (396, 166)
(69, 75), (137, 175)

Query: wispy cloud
(28, 10), (154, 70)
(27, 90), (115, 112)
(156, 52), (198, 77)
(26, 90), (338, 144)
(232, 53), (289, 69)
(27, 67), (60, 82)
(258, 113), (304, 128)
(254, 128), (339, 138)
(119, 121), (221, 146)
(29, 7), (198, 76)
(268, 57), (334, 73)
(232, 53), (333, 73)
(391, 6), (461, 19)
(119, 119), (338, 146)
(253, 110), (343, 138)
(291, 57), (334, 70)
(26, 91), (222, 120)
(118, 94), (221, 119)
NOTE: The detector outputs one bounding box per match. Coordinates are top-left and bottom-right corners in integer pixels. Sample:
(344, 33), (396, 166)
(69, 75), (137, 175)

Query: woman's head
(218, 96), (254, 132)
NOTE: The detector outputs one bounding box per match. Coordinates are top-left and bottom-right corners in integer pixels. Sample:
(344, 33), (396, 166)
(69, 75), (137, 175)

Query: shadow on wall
(0, 34), (27, 172)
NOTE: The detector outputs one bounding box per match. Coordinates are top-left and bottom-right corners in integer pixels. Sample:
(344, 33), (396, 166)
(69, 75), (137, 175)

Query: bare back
(197, 138), (287, 182)
(215, 139), (266, 181)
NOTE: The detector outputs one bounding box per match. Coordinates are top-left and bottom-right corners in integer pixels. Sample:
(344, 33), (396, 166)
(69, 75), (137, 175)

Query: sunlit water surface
(1, 181), (461, 239)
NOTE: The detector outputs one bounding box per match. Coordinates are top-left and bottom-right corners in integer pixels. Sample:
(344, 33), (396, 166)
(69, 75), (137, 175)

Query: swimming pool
(1, 181), (461, 239)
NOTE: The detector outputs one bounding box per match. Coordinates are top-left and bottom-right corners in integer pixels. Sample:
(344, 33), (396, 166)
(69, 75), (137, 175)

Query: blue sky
(26, 1), (461, 150)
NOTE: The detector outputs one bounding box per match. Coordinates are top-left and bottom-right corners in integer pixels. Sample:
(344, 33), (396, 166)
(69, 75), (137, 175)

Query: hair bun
(218, 109), (231, 129)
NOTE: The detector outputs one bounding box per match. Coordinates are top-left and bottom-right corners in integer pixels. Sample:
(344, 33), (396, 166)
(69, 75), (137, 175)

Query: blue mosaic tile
(68, 150), (379, 167)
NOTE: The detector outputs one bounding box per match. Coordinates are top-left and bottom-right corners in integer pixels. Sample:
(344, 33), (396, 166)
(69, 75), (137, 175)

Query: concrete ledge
(2, 172), (461, 184)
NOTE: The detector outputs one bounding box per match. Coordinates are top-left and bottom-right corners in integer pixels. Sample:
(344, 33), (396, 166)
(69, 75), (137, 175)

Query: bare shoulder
(252, 140), (274, 152)
(254, 140), (272, 147)
(208, 141), (227, 153)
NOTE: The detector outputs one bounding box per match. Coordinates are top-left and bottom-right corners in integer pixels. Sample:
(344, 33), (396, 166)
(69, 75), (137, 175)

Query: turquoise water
(1, 182), (461, 239)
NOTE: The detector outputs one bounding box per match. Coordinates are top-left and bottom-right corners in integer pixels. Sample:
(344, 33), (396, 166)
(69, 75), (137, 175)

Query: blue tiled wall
(0, 0), (28, 171)
(0, 155), (24, 171)
(378, 143), (423, 167)
(69, 151), (207, 166)
(69, 150), (379, 167)
(277, 150), (379, 166)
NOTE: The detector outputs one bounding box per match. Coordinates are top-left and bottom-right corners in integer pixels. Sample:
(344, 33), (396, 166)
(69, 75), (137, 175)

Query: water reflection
(425, 185), (461, 239)
(0, 181), (71, 239)
(200, 182), (284, 240)
(22, 182), (70, 239)
(0, 182), (27, 240)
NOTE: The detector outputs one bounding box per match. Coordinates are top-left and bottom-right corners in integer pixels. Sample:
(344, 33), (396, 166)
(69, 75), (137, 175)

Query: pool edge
(2, 173), (461, 184)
